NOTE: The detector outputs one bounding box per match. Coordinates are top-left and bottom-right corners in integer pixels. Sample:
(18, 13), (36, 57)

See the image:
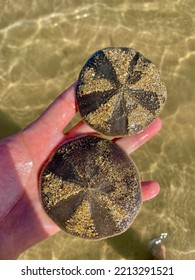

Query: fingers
(115, 117), (162, 154)
(23, 77), (161, 156)
(65, 122), (161, 202)
(23, 83), (77, 140)
(65, 117), (162, 154)
(20, 83), (78, 159)
(64, 120), (96, 140)
(38, 82), (77, 134)
(141, 181), (160, 201)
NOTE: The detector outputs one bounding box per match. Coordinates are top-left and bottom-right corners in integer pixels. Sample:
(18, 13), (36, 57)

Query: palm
(0, 83), (161, 259)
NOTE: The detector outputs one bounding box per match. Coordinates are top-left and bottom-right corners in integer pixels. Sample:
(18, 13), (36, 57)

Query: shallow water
(0, 0), (195, 259)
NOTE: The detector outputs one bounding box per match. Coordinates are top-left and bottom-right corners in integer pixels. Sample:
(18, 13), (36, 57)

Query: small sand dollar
(76, 47), (167, 136)
(40, 135), (141, 240)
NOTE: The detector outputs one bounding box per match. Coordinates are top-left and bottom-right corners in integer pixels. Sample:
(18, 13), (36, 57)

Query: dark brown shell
(40, 135), (141, 240)
(76, 47), (167, 136)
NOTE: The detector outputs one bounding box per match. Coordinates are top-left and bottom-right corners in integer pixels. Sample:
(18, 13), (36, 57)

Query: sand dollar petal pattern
(76, 47), (167, 136)
(40, 135), (142, 240)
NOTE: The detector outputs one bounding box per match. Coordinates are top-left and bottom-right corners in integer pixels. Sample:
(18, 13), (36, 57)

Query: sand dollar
(40, 135), (141, 240)
(76, 47), (167, 136)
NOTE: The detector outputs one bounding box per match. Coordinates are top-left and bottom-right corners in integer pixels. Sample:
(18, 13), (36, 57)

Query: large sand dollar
(76, 47), (167, 136)
(40, 135), (141, 240)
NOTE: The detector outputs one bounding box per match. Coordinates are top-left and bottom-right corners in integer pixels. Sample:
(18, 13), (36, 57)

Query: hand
(0, 83), (162, 259)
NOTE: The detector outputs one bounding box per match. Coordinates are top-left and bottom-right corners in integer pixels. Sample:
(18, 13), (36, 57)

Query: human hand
(0, 83), (162, 259)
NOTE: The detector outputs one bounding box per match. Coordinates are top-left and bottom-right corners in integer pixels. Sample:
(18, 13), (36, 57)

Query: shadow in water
(0, 110), (21, 140)
(107, 228), (152, 260)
